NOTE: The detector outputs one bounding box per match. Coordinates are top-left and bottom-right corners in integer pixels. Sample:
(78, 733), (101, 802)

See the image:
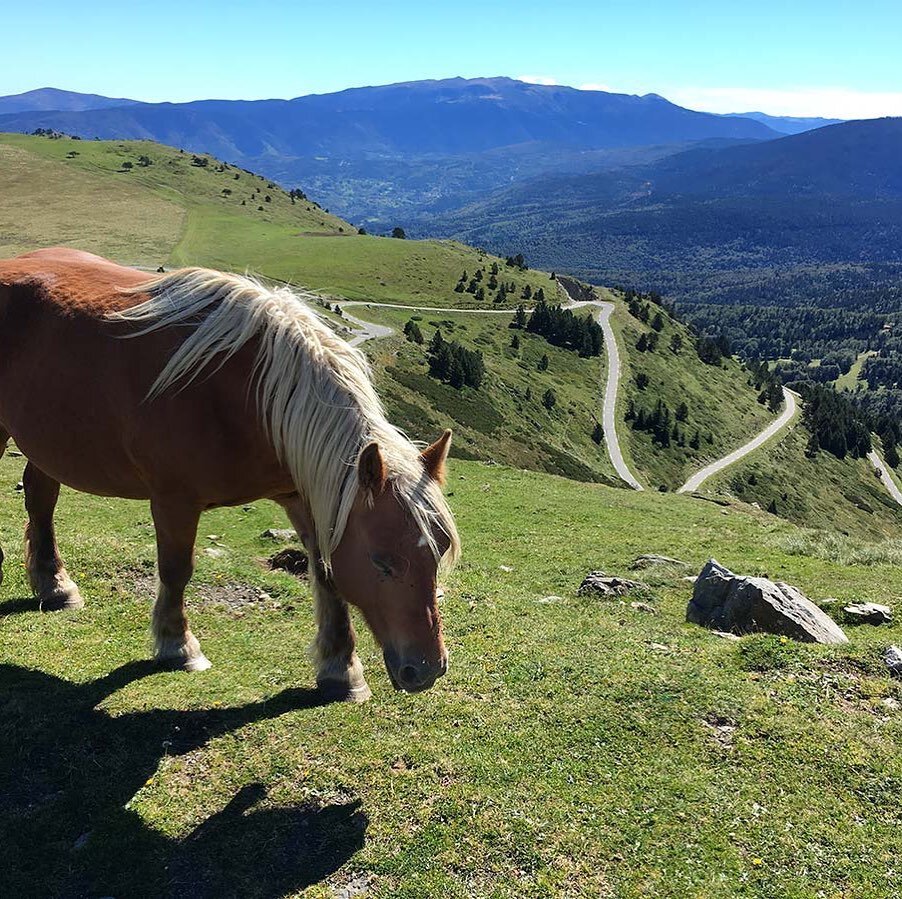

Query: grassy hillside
(3, 449), (902, 897)
(0, 133), (549, 308)
(706, 424), (902, 538)
(349, 305), (619, 485)
(608, 293), (775, 490)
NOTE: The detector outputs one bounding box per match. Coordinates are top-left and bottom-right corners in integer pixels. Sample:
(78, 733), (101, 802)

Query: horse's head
(331, 430), (456, 693)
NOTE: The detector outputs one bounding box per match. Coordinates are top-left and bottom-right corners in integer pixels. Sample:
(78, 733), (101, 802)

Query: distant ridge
(721, 110), (843, 135)
(0, 87), (137, 115)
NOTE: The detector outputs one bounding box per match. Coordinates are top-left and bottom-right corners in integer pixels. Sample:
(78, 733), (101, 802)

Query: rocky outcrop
(578, 571), (648, 598)
(260, 528), (298, 542)
(687, 559), (848, 644)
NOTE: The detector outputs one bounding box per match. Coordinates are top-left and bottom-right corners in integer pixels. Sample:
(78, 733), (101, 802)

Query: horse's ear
(359, 442), (386, 495)
(421, 429), (452, 485)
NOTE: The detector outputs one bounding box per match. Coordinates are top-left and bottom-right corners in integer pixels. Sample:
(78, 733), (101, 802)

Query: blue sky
(2, 0), (900, 117)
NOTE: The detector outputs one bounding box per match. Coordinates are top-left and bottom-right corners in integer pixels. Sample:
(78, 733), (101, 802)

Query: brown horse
(0, 248), (460, 699)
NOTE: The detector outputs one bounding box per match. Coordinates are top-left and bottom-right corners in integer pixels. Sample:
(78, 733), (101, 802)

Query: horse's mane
(110, 268), (460, 572)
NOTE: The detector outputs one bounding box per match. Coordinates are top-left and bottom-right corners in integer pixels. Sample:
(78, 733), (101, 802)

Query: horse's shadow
(0, 657), (368, 898)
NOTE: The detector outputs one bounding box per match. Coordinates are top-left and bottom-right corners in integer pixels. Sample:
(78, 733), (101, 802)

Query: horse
(0, 248), (460, 700)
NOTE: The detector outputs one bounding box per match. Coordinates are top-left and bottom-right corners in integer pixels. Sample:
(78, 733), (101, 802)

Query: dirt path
(677, 387), (798, 494)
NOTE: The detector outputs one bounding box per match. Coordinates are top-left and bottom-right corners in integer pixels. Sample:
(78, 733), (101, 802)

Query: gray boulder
(885, 646), (902, 678)
(843, 602), (892, 625)
(578, 571), (648, 598)
(687, 559), (848, 644)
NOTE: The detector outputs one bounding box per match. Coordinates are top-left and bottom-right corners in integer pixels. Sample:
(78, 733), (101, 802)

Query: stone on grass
(578, 571), (648, 598)
(261, 528), (298, 542)
(630, 554), (687, 570)
(885, 646), (902, 678)
(687, 559), (848, 644)
(843, 602), (892, 625)
(630, 601), (657, 615)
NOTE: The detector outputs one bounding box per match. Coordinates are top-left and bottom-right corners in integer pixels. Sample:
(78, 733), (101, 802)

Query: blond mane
(110, 268), (460, 571)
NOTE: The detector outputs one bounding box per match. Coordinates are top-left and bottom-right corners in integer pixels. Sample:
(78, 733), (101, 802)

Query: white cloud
(579, 82), (617, 93)
(516, 75), (558, 86)
(665, 86), (902, 120)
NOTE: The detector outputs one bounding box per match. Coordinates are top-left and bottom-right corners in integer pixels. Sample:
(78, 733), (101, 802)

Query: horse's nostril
(399, 664), (419, 686)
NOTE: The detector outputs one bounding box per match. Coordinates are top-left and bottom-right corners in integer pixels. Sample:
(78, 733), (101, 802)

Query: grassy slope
(706, 423), (902, 538)
(2, 451), (902, 898)
(349, 305), (619, 485)
(0, 133), (550, 308)
(609, 297), (775, 490)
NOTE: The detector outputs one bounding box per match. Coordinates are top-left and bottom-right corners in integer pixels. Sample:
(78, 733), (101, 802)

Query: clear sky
(2, 0), (900, 118)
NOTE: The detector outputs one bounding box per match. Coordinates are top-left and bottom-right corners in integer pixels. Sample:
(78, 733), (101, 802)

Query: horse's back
(0, 247), (149, 316)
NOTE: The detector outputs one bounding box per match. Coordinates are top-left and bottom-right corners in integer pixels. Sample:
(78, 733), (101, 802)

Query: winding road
(868, 449), (902, 507)
(677, 387), (799, 494)
(339, 294), (808, 497)
(341, 290), (646, 490)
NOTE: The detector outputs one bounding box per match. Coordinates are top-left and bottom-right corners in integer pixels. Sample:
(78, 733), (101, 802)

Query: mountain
(424, 117), (902, 285)
(0, 87), (137, 115)
(0, 77), (779, 223)
(722, 111), (843, 135)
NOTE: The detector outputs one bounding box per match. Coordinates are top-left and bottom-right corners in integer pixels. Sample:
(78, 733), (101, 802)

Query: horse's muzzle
(383, 647), (448, 693)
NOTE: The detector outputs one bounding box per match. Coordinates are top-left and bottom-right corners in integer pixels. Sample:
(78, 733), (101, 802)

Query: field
(2, 448), (902, 897)
(0, 133), (550, 309)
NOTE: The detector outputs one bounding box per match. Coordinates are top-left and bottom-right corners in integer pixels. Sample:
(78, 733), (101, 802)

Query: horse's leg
(280, 497), (371, 702)
(0, 427), (8, 587)
(23, 462), (84, 611)
(150, 498), (210, 671)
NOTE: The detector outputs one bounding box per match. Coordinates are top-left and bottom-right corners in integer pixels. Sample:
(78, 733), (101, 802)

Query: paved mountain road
(341, 293), (646, 490)
(677, 387), (798, 494)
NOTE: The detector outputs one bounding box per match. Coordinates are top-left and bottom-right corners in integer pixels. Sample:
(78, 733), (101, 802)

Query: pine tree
(542, 388), (557, 410)
(510, 333), (521, 350)
(592, 422), (603, 444)
(538, 354), (549, 371)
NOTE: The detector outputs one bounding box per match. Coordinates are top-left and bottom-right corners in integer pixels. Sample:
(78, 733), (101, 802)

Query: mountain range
(0, 77), (793, 225)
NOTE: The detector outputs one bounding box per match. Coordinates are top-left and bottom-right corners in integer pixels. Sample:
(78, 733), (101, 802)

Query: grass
(834, 350), (875, 393)
(0, 133), (551, 309)
(2, 450), (902, 897)
(609, 298), (775, 490)
(707, 425), (902, 539)
(347, 305), (620, 485)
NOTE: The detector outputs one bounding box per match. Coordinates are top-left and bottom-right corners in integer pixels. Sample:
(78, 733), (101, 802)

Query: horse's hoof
(157, 652), (212, 672)
(317, 677), (372, 704)
(39, 588), (85, 612)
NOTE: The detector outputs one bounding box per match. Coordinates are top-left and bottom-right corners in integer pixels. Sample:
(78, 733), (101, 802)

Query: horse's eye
(371, 555), (394, 577)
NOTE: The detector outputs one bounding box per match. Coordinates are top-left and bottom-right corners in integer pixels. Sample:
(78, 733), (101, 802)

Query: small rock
(649, 642), (670, 651)
(630, 601), (657, 614)
(843, 602), (892, 625)
(885, 646), (902, 678)
(205, 534), (222, 541)
(8, 449), (23, 457)
(682, 575), (698, 583)
(630, 554), (687, 570)
(536, 595), (566, 604)
(711, 630), (742, 641)
(687, 559), (848, 644)
(204, 548), (226, 559)
(261, 528), (298, 542)
(14, 481), (23, 492)
(882, 697), (900, 711)
(578, 571), (648, 598)
(499, 565), (513, 572)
